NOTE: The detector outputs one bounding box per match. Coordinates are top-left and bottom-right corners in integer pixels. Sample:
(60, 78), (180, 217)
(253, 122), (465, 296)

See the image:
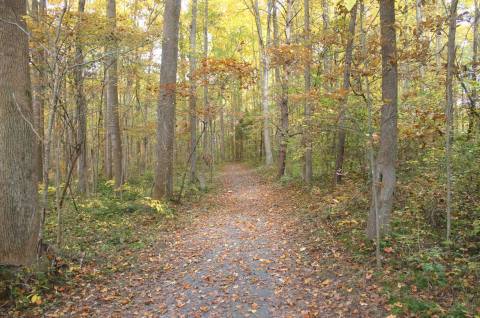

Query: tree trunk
(103, 80), (112, 179)
(367, 0), (398, 239)
(31, 0), (46, 182)
(435, 0), (442, 74)
(277, 0), (293, 178)
(468, 0), (479, 136)
(0, 0), (40, 265)
(153, 0), (181, 199)
(416, 0), (425, 85)
(322, 0), (331, 90)
(75, 0), (87, 194)
(334, 1), (358, 185)
(106, 0), (123, 188)
(302, 0), (313, 184)
(220, 86), (226, 161)
(253, 0), (274, 166)
(445, 0), (458, 241)
(189, 0), (198, 183)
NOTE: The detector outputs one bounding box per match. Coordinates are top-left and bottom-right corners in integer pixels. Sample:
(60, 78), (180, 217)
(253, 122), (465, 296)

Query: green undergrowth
(1, 171), (214, 316)
(269, 159), (480, 317)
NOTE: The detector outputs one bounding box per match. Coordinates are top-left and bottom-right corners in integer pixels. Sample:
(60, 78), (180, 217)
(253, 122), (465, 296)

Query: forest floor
(45, 164), (385, 317)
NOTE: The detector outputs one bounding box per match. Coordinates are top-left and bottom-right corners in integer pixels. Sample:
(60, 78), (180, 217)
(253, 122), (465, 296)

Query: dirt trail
(48, 164), (383, 317)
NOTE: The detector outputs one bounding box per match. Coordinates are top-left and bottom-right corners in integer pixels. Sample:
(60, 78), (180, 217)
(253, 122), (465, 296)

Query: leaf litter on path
(46, 164), (384, 317)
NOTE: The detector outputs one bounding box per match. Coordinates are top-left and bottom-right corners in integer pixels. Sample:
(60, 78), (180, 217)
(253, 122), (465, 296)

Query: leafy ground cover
(0, 174), (207, 317)
(265, 169), (480, 318)
(1, 164), (478, 317)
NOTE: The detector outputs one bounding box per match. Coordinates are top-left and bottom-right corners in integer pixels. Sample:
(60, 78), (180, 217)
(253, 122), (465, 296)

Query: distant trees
(334, 1), (358, 186)
(0, 0), (478, 270)
(0, 0), (40, 265)
(153, 0), (182, 199)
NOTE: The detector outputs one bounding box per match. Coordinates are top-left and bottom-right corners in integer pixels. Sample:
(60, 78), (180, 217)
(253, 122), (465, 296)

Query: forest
(0, 0), (479, 316)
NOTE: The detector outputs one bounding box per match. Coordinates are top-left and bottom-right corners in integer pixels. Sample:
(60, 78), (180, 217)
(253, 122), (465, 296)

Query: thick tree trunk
(75, 0), (87, 194)
(189, 0), (198, 183)
(367, 0), (398, 239)
(303, 0), (312, 184)
(106, 0), (123, 188)
(445, 0), (458, 241)
(334, 2), (358, 185)
(153, 0), (181, 199)
(0, 0), (40, 265)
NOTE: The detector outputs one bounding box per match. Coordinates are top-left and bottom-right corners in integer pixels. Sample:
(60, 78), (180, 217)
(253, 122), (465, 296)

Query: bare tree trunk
(220, 86), (226, 161)
(32, 0), (46, 182)
(322, 0), (331, 90)
(103, 80), (112, 179)
(0, 0), (40, 265)
(445, 0), (458, 241)
(334, 1), (358, 185)
(202, 0), (212, 177)
(302, 0), (313, 184)
(367, 0), (398, 239)
(252, 0), (274, 166)
(153, 0), (181, 199)
(189, 0), (198, 182)
(106, 0), (123, 188)
(468, 0), (479, 136)
(55, 129), (62, 246)
(416, 0), (425, 85)
(75, 0), (87, 194)
(435, 1), (442, 74)
(277, 0), (293, 178)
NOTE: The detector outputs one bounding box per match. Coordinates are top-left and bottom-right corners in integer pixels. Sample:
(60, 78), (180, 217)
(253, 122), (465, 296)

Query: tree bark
(302, 0), (312, 184)
(415, 0), (425, 85)
(334, 1), (358, 185)
(253, 0), (274, 166)
(367, 0), (398, 239)
(75, 0), (87, 194)
(32, 0), (46, 182)
(103, 78), (112, 179)
(468, 0), (479, 136)
(106, 0), (123, 188)
(277, 0), (293, 178)
(189, 0), (198, 183)
(220, 86), (226, 161)
(0, 0), (40, 265)
(153, 0), (181, 199)
(322, 0), (331, 91)
(445, 0), (458, 241)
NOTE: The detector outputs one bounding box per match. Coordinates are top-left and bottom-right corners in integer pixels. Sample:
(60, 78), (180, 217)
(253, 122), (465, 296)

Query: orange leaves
(269, 44), (311, 69)
(383, 247), (394, 254)
(193, 57), (256, 88)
